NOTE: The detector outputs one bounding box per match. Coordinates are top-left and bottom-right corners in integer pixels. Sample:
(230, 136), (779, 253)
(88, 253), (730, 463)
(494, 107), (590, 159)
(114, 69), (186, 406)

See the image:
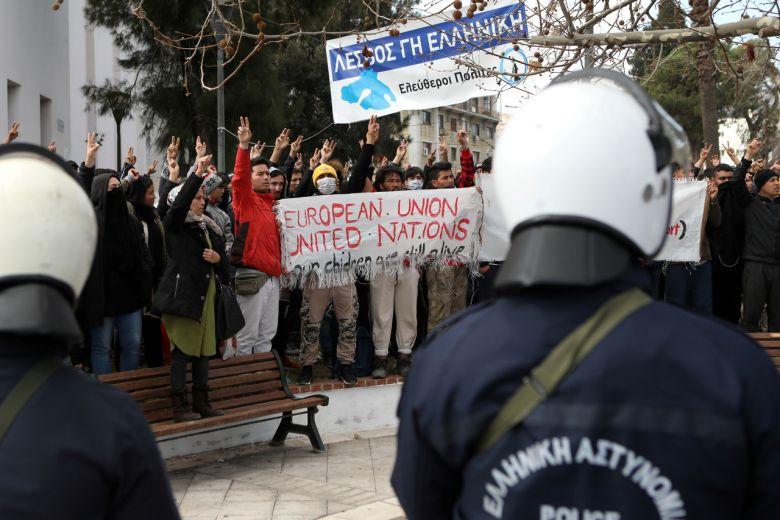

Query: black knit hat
(755, 169), (779, 190)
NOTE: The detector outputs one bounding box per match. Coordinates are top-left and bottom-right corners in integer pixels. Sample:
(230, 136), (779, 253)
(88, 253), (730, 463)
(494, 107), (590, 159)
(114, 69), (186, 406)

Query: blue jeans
(664, 262), (713, 315)
(90, 310), (142, 375)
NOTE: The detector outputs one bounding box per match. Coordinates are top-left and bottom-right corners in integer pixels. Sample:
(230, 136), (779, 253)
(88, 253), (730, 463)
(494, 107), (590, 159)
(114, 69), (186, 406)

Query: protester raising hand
(725, 142), (739, 164)
(167, 136), (181, 161)
(393, 139), (409, 165)
(309, 148), (321, 171)
(251, 140), (266, 159)
(294, 153), (303, 171)
(289, 135), (304, 157)
(194, 154), (213, 177)
(745, 138), (761, 160)
(707, 179), (719, 202)
(3, 121), (20, 145)
(438, 135), (447, 161)
(366, 115), (380, 145)
(126, 146), (137, 166)
(47, 140), (57, 154)
(457, 128), (470, 150)
(147, 159), (158, 176)
(695, 143), (712, 168)
(320, 139), (337, 163)
(167, 158), (181, 183)
(195, 136), (207, 159)
(85, 132), (101, 168)
(237, 116), (252, 150)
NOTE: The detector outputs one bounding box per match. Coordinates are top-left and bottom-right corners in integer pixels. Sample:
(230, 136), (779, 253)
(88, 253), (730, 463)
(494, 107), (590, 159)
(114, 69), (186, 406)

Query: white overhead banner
(325, 0), (529, 123)
(276, 188), (484, 288)
(654, 181), (708, 263)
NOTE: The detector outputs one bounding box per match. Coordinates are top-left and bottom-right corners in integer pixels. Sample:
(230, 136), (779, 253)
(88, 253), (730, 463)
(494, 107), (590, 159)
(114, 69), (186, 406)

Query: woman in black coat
(126, 173), (168, 367)
(77, 164), (152, 375)
(153, 156), (229, 422)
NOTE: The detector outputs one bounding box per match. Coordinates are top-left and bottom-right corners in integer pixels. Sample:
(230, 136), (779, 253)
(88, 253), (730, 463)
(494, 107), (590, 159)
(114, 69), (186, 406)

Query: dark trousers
(741, 260), (780, 332)
(712, 258), (742, 325)
(664, 261), (713, 315)
(142, 314), (164, 368)
(272, 289), (303, 356)
(170, 347), (209, 394)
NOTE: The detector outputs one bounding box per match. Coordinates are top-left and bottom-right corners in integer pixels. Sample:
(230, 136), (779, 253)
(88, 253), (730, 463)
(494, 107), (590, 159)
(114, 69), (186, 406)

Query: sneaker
(371, 356), (388, 379)
(396, 354), (412, 377)
(297, 365), (314, 385)
(339, 363), (357, 385)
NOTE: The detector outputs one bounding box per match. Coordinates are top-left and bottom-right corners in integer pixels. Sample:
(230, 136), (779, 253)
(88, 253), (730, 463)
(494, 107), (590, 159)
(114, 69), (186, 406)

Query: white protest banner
(276, 188), (483, 288)
(476, 173), (511, 262)
(655, 180), (708, 262)
(325, 1), (529, 123)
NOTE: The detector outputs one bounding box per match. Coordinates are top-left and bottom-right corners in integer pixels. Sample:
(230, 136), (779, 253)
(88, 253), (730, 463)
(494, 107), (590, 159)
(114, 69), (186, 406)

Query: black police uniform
(392, 267), (780, 519)
(0, 336), (180, 519)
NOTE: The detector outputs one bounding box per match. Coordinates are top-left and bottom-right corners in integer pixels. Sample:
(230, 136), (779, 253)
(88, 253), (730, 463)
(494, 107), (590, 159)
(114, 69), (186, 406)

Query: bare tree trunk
(692, 0), (719, 155)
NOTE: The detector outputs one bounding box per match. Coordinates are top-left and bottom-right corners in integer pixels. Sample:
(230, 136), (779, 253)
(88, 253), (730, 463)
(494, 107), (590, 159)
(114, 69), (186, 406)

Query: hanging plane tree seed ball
(453, 10), (462, 20)
(225, 45), (235, 57)
(363, 59), (371, 68)
(400, 18), (408, 24)
(534, 51), (540, 58)
(218, 38), (228, 48)
(513, 44), (519, 51)
(454, 0), (462, 8)
(252, 13), (261, 22)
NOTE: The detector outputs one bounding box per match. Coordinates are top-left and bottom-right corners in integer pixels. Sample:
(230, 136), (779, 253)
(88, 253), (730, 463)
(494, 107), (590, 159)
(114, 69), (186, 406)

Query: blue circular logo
(499, 46), (528, 85)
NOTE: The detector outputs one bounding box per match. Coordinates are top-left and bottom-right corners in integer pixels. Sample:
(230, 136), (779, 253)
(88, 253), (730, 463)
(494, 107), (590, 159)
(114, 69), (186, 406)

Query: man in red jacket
(230, 116), (283, 355)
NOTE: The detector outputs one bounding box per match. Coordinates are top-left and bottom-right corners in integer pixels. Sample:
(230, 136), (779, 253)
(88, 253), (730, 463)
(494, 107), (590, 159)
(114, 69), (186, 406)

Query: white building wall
(0, 1), (153, 170)
(0, 1), (72, 157)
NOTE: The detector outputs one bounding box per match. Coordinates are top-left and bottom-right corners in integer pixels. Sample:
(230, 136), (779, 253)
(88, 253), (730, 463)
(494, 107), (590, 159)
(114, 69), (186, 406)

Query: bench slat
(151, 396), (327, 437)
(128, 372), (281, 402)
(99, 353), (276, 383)
(144, 390), (292, 423)
(114, 362), (279, 392)
(139, 380), (285, 413)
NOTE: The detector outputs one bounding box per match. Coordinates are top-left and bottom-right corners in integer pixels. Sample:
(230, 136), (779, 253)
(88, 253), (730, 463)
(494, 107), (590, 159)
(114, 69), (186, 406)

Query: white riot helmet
(0, 144), (97, 340)
(493, 69), (690, 289)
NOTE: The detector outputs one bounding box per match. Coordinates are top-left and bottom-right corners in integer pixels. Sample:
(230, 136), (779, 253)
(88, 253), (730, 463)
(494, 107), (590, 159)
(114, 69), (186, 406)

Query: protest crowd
(2, 118), (778, 422)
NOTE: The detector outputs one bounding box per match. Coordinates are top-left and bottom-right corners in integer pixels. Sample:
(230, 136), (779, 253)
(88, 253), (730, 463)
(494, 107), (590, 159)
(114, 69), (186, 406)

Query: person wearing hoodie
(231, 118), (284, 357)
(76, 133), (152, 375)
(731, 138), (780, 331)
(152, 154), (229, 422)
(203, 169), (234, 257)
(125, 170), (168, 368)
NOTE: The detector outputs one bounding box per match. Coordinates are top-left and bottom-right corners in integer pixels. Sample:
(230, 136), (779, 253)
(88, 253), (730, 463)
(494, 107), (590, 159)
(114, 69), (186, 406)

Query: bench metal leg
(269, 407), (326, 454)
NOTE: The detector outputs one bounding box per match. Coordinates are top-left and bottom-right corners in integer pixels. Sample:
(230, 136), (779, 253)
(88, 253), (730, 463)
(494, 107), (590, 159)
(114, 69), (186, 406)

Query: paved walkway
(166, 427), (405, 520)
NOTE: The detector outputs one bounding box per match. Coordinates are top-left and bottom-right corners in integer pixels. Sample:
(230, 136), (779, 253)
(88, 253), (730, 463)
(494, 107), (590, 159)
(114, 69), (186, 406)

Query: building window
(472, 123), (480, 137)
(438, 114), (444, 130)
(450, 117), (457, 131)
(450, 147), (457, 162)
(474, 151), (481, 163)
(483, 97), (491, 110)
(40, 95), (52, 147)
(422, 111), (432, 125)
(7, 80), (21, 128)
(486, 125), (494, 139)
(422, 142), (432, 156)
(470, 99), (478, 112)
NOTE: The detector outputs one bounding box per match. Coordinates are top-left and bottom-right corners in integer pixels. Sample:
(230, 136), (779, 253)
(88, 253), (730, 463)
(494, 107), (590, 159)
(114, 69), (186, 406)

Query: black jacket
(393, 267), (780, 519)
(294, 143), (375, 197)
(76, 166), (152, 328)
(709, 180), (746, 267)
(0, 338), (179, 519)
(732, 158), (780, 264)
(153, 174), (228, 321)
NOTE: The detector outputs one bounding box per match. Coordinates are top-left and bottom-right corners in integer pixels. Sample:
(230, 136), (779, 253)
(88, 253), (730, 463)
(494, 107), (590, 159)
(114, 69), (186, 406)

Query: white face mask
(316, 177), (337, 195)
(406, 179), (424, 190)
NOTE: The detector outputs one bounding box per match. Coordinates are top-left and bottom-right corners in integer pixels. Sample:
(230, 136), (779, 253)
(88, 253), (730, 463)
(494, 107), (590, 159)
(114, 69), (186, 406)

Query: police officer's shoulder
(648, 299), (778, 375)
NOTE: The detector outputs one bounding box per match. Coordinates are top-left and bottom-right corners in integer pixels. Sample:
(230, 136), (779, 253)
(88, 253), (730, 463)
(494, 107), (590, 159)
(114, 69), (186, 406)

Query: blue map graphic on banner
(340, 69), (397, 110)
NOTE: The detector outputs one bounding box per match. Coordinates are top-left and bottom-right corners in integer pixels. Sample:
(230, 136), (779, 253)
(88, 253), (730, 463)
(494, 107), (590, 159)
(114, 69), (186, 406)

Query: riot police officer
(392, 70), (780, 518)
(0, 144), (180, 518)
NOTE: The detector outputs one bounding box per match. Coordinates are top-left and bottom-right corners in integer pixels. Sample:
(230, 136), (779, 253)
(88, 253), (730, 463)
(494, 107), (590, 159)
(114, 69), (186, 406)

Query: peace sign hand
(237, 117), (252, 149)
(167, 136), (181, 161)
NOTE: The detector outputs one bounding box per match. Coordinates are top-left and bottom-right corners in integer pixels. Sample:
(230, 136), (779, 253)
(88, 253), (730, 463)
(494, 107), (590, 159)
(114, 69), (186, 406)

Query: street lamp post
(210, 19), (226, 173)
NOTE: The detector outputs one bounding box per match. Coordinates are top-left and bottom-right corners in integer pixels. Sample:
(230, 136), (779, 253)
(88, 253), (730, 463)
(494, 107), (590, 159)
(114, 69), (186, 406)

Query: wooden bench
(98, 352), (329, 452)
(748, 333), (780, 370)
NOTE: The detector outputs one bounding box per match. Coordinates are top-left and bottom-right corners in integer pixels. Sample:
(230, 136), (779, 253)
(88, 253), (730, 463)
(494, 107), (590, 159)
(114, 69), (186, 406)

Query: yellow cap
(312, 164), (338, 184)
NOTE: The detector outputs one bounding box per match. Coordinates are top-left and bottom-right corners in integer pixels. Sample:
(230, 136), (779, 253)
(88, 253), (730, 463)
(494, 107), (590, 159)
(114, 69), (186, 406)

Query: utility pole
(210, 18), (226, 173)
